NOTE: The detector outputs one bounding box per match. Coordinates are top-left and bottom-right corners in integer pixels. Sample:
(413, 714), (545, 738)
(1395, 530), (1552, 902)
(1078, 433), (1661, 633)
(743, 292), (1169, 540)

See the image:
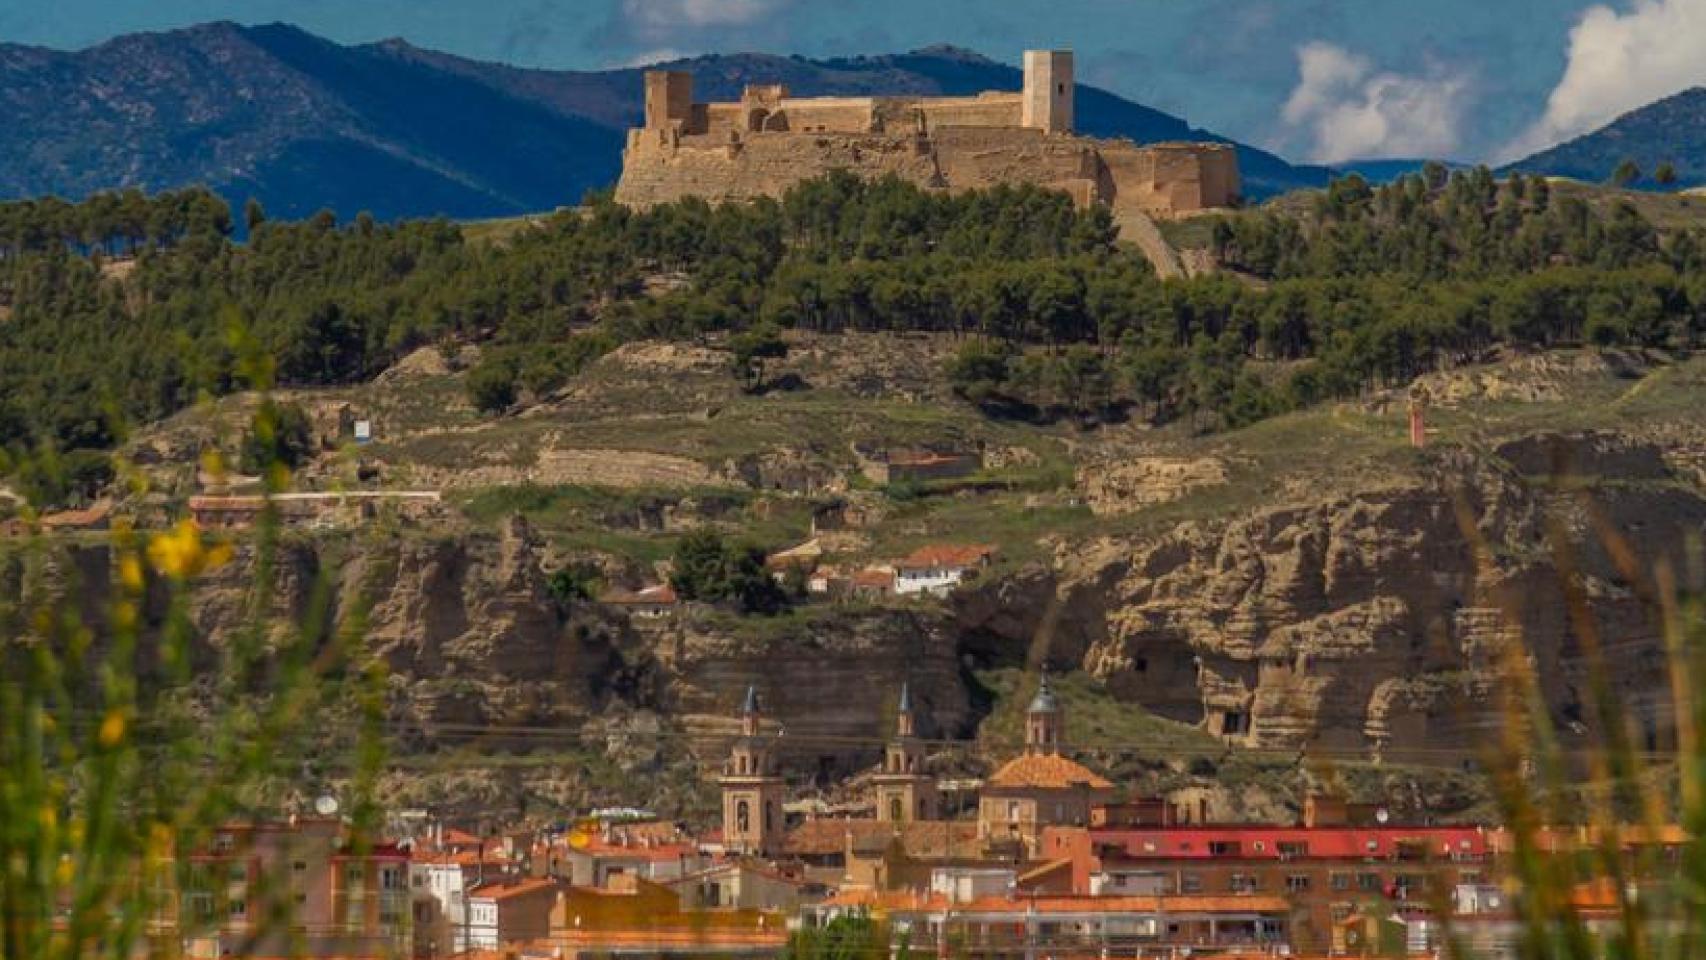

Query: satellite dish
(314, 795), (340, 817)
(1375, 807), (1390, 824)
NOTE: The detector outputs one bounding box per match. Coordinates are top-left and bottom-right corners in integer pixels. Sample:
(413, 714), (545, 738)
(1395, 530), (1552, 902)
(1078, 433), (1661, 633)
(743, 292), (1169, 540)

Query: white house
(894, 545), (996, 597)
(409, 859), (468, 955)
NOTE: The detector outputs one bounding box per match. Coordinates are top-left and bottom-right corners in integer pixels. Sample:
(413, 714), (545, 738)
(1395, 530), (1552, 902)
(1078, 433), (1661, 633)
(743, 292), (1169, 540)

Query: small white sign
(354, 420), (372, 443)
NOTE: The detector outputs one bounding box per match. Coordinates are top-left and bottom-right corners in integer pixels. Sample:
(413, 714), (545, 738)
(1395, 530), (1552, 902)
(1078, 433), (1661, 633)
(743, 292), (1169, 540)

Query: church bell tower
(872, 683), (938, 822)
(719, 686), (786, 857)
(1025, 671), (1063, 754)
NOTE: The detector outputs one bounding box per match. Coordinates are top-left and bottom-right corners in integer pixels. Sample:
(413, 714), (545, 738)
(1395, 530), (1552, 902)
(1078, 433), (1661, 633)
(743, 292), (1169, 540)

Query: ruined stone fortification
(613, 50), (1240, 220)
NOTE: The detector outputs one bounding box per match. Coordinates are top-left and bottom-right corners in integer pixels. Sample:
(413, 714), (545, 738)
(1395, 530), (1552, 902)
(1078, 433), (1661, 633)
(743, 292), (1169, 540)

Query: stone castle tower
(1024, 672), (1063, 753)
(719, 686), (786, 857)
(872, 683), (939, 823)
(1021, 50), (1074, 134)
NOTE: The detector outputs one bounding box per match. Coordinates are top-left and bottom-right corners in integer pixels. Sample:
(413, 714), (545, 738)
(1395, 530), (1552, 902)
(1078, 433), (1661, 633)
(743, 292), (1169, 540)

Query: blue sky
(3, 0), (1703, 163)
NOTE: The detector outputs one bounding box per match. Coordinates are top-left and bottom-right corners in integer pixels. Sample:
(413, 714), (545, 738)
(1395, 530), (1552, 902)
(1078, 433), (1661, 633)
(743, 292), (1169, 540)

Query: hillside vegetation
(4, 168), (1705, 513)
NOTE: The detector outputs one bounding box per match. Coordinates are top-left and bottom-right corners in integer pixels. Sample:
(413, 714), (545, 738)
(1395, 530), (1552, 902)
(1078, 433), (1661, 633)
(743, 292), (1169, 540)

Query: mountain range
(2, 22), (1699, 220)
(1504, 87), (1706, 189)
(0, 23), (1331, 221)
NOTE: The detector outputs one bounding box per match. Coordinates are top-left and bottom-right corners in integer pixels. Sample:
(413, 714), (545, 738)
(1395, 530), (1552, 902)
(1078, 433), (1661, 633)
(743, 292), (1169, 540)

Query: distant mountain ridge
(1506, 88), (1706, 189)
(0, 23), (1329, 220)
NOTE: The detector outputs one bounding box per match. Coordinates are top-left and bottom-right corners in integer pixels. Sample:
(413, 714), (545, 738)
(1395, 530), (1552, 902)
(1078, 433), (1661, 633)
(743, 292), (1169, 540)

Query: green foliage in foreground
(0, 396), (386, 960)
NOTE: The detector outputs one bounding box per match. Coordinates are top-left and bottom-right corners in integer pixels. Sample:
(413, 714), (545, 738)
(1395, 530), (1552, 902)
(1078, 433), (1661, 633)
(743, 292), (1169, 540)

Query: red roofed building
(850, 566), (896, 598)
(1037, 815), (1493, 954)
(977, 674), (1114, 855)
(894, 544), (995, 596)
(464, 877), (563, 950)
(560, 834), (706, 888)
(178, 819), (411, 960)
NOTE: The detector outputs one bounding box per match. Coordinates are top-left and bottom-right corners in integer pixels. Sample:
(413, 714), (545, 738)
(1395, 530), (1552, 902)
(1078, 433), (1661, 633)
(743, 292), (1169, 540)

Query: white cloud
(1282, 41), (1472, 164)
(616, 48), (691, 68)
(1503, 0), (1706, 161)
(612, 0), (793, 51)
(622, 0), (785, 31)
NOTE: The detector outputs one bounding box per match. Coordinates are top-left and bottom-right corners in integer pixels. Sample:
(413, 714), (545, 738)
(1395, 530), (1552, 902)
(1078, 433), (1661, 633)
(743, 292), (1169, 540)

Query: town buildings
(145, 676), (1687, 960)
(178, 818), (411, 960)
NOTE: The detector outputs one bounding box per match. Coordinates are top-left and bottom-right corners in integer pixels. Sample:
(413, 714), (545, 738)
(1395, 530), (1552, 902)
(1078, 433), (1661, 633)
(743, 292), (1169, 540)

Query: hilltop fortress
(614, 51), (1241, 219)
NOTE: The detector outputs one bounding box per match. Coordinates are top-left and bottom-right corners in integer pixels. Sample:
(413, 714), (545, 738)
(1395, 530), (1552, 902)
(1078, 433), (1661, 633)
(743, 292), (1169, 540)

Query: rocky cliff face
(16, 514), (976, 813)
(1004, 434), (1706, 758)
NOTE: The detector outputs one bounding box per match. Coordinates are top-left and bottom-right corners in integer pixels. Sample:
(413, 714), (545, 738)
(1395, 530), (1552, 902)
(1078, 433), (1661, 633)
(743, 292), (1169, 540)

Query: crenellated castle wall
(612, 51), (1241, 219)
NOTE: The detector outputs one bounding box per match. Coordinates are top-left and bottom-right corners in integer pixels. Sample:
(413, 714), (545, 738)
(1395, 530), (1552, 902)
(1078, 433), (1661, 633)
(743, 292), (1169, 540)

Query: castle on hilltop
(614, 50), (1241, 219)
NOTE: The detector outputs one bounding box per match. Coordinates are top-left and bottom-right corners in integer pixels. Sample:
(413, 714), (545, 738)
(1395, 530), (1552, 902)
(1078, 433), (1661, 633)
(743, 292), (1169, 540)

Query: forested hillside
(2, 168), (1704, 508)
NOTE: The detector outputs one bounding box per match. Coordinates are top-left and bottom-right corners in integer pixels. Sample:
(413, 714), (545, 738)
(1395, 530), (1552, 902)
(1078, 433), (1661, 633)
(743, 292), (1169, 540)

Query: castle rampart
(613, 50), (1240, 220)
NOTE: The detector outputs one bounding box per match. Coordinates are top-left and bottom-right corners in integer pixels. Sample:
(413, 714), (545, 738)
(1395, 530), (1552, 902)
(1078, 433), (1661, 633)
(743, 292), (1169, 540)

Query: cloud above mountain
(1504, 0), (1706, 160)
(1282, 42), (1472, 163)
(607, 0), (793, 54)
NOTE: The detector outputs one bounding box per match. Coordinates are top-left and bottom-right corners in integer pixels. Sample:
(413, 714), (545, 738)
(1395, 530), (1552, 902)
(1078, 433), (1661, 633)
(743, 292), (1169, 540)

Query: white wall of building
(895, 566), (969, 597)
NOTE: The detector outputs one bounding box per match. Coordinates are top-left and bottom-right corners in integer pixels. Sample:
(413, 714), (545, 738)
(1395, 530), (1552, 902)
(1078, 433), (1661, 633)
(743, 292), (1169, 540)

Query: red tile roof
(851, 567), (896, 590)
(897, 544), (996, 571)
(468, 878), (561, 901)
(569, 839), (700, 863)
(987, 752), (1113, 790)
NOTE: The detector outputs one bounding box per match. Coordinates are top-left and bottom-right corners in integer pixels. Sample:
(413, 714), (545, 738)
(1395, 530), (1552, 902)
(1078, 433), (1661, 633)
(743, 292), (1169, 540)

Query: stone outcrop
(1046, 439), (1706, 756)
(1078, 456), (1230, 515)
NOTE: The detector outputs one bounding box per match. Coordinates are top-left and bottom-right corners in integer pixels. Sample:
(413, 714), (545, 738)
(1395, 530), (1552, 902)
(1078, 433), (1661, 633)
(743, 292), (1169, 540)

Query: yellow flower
(147, 519), (232, 580)
(119, 553), (144, 592)
(98, 709), (126, 747)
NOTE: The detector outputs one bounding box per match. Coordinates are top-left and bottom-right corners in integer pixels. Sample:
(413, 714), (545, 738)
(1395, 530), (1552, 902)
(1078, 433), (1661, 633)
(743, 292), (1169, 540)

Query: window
(1357, 873), (1382, 892)
(212, 834), (235, 854)
(228, 899), (247, 920)
(1007, 801), (1020, 822)
(1229, 874), (1258, 893)
(736, 800), (751, 834)
(1330, 902), (1354, 922)
(412, 874), (425, 888)
(227, 865), (247, 883)
(1330, 872), (1351, 892)
(380, 867), (403, 890)
(1285, 874), (1310, 893)
(890, 797), (903, 821)
(1278, 841), (1309, 859)
(292, 860), (307, 873)
(1208, 841), (1241, 857)
(1180, 873), (1202, 894)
